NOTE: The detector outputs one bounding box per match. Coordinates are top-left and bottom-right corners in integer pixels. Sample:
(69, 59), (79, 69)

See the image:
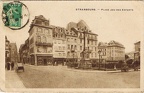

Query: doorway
(44, 59), (47, 65)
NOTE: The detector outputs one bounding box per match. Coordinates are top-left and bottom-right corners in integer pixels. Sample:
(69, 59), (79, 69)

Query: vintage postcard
(0, 0), (143, 93)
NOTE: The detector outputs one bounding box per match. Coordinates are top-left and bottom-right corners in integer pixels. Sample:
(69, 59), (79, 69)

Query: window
(35, 20), (42, 24)
(71, 45), (73, 50)
(59, 53), (61, 56)
(80, 46), (82, 50)
(63, 46), (65, 50)
(68, 45), (70, 49)
(63, 53), (65, 56)
(42, 36), (47, 43)
(37, 28), (42, 33)
(75, 39), (77, 42)
(37, 47), (40, 53)
(59, 46), (61, 50)
(75, 45), (77, 50)
(43, 47), (47, 53)
(62, 40), (65, 44)
(91, 41), (93, 45)
(37, 36), (41, 42)
(80, 39), (82, 43)
(67, 38), (69, 41)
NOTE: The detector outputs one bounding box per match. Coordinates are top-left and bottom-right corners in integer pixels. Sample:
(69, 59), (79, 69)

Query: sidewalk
(5, 70), (25, 88)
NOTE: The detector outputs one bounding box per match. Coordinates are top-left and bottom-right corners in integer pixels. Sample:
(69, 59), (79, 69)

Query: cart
(15, 63), (24, 72)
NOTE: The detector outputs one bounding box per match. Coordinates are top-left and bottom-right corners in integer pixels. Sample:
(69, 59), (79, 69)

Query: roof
(35, 15), (47, 21)
(108, 40), (125, 48)
(134, 41), (140, 45)
(98, 42), (108, 47)
(77, 20), (90, 30)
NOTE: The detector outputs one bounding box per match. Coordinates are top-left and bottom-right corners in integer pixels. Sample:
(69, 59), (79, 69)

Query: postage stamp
(2, 1), (29, 30)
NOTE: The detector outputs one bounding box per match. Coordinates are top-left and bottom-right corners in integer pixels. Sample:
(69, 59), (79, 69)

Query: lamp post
(98, 50), (101, 70)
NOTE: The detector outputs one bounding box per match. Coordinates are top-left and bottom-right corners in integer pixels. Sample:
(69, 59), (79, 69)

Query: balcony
(36, 42), (53, 46)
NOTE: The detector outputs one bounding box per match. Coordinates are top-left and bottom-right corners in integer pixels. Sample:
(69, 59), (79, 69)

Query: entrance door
(44, 59), (47, 65)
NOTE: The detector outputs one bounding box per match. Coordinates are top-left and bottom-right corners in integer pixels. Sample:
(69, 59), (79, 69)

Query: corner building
(28, 15), (53, 65)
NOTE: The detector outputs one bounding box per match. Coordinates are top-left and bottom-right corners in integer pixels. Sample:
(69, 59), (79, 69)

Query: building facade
(5, 36), (10, 63)
(9, 43), (19, 63)
(67, 20), (98, 63)
(107, 40), (125, 62)
(28, 15), (53, 65)
(52, 26), (67, 64)
(20, 15), (98, 66)
(134, 41), (140, 62)
(98, 42), (107, 62)
(19, 38), (29, 64)
(98, 41), (125, 62)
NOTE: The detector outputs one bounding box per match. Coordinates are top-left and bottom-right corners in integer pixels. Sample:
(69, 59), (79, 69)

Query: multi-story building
(65, 25), (78, 62)
(98, 41), (125, 63)
(67, 20), (98, 62)
(19, 38), (29, 64)
(134, 41), (140, 61)
(5, 36), (10, 63)
(20, 15), (98, 66)
(98, 42), (108, 62)
(52, 26), (67, 64)
(9, 43), (18, 63)
(28, 15), (53, 65)
(107, 40), (125, 62)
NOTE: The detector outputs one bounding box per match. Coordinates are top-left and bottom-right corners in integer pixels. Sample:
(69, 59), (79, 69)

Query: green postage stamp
(2, 1), (29, 30)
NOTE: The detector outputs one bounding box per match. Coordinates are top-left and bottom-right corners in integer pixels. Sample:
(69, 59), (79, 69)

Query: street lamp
(98, 50), (101, 70)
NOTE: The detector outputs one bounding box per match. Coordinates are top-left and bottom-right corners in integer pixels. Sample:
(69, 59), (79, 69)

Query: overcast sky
(3, 1), (143, 53)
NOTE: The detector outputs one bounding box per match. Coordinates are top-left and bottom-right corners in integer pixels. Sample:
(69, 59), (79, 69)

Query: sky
(3, 1), (143, 53)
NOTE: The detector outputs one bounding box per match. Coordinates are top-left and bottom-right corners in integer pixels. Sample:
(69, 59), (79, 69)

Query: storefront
(53, 58), (66, 65)
(36, 54), (53, 66)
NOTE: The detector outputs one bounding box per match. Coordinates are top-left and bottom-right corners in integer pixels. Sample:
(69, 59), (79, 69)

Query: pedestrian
(11, 61), (14, 70)
(7, 62), (10, 70)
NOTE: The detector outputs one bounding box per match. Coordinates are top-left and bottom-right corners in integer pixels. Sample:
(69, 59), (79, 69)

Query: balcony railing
(36, 42), (53, 46)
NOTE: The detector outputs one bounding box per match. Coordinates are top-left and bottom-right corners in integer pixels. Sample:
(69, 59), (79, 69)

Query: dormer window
(35, 20), (42, 25)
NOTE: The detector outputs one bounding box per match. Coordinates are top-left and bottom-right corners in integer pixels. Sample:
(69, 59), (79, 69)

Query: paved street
(15, 65), (140, 88)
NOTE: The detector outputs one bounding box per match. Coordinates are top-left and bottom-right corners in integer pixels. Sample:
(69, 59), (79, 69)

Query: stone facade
(98, 41), (125, 62)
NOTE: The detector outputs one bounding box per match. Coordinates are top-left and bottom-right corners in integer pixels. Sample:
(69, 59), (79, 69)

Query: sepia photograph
(0, 0), (144, 92)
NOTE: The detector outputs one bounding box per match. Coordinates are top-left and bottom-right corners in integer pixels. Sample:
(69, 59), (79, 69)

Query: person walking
(7, 62), (10, 70)
(11, 61), (14, 70)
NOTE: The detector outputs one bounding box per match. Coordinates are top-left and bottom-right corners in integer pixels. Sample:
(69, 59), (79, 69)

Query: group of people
(6, 61), (14, 70)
